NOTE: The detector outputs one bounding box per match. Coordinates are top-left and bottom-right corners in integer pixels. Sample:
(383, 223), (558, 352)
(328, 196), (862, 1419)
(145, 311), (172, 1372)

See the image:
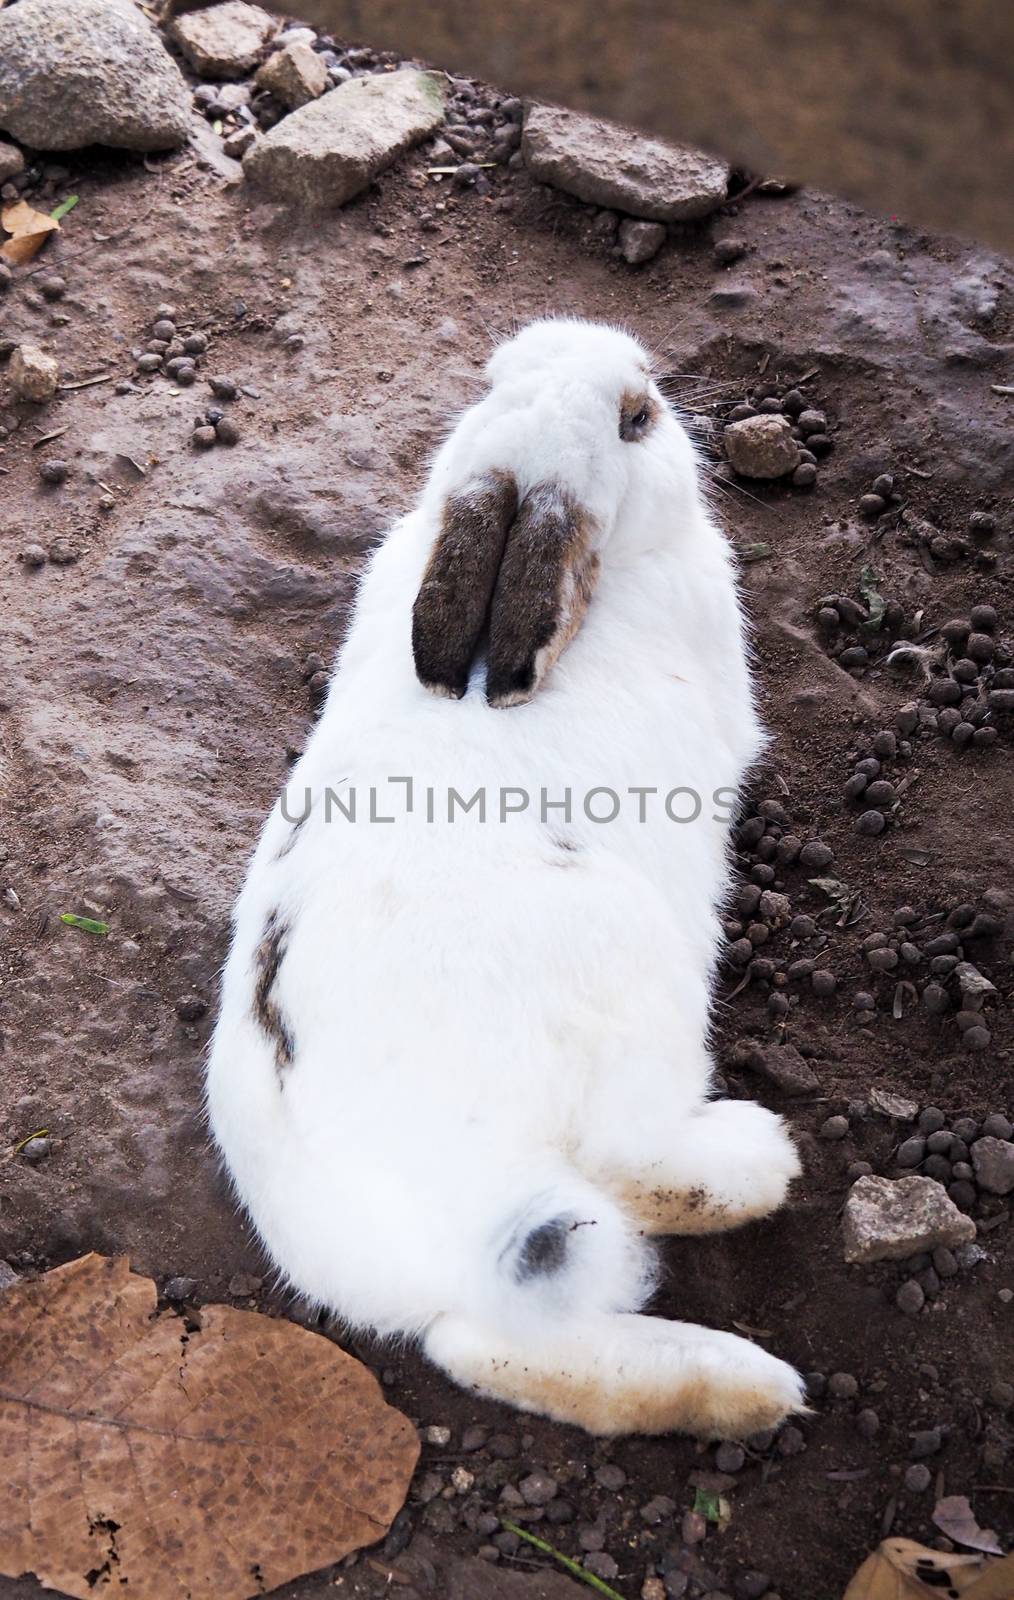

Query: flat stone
(9, 343), (59, 403)
(744, 1041), (820, 1096)
(255, 41), (328, 109)
(971, 1137), (1014, 1196)
(869, 1087), (920, 1121)
(954, 961), (997, 999)
(0, 0), (190, 152)
(244, 69), (446, 209)
(0, 139), (25, 183)
(169, 1), (278, 80)
(724, 414), (801, 479)
(618, 218), (666, 264)
(842, 1174), (976, 1264)
(522, 103), (729, 222)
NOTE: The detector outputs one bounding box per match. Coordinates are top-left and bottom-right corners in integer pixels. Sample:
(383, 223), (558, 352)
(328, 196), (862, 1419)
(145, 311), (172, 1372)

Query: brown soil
(1, 36), (1012, 1600)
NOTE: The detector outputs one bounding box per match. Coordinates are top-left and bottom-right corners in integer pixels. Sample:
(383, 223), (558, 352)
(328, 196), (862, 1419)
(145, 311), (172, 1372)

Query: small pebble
(423, 1424), (451, 1446)
(859, 494), (886, 518)
(215, 417), (240, 446)
(856, 1408), (880, 1439)
(896, 1279), (925, 1315)
(715, 1442), (746, 1472)
(792, 462), (817, 489)
(21, 1136), (51, 1161)
(163, 1276), (197, 1301)
(855, 810), (886, 837)
(192, 425), (217, 449)
(910, 1426), (942, 1458)
(828, 1372), (859, 1400)
(820, 1115), (849, 1141)
(714, 238), (747, 265)
(734, 1574), (771, 1600)
(640, 1495), (676, 1524)
(18, 543), (48, 568)
(799, 840), (833, 870)
(519, 1471), (558, 1506)
(777, 1424), (806, 1456)
(904, 1464), (931, 1492)
(595, 1464), (627, 1491)
(584, 1553), (619, 1582)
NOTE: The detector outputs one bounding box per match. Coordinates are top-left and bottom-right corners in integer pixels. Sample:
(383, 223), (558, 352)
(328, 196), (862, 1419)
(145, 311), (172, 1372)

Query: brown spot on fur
(607, 1176), (775, 1237)
(486, 483), (599, 708)
(619, 390), (660, 443)
(253, 911), (294, 1080)
(412, 469), (519, 699)
(274, 804), (311, 861)
(459, 1355), (797, 1439)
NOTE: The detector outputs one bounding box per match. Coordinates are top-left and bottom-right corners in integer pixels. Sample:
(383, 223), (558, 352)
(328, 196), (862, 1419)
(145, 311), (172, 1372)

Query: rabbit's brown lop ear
(412, 470), (519, 699)
(486, 483), (600, 709)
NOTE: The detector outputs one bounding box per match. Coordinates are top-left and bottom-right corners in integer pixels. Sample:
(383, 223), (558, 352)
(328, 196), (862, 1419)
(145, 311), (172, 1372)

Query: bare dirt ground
(1, 32), (1013, 1600)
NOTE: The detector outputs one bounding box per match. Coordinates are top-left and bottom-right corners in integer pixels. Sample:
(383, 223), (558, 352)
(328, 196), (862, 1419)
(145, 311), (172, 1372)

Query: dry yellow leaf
(1, 199), (60, 265)
(0, 1254), (420, 1599)
(843, 1538), (1012, 1600)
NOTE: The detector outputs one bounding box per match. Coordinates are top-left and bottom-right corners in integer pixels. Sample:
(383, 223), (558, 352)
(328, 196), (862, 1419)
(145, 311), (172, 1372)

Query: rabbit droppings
(207, 319), (806, 1438)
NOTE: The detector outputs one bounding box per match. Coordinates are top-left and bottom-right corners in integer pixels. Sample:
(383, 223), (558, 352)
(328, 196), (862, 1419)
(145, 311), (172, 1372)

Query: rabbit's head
(412, 318), (702, 708)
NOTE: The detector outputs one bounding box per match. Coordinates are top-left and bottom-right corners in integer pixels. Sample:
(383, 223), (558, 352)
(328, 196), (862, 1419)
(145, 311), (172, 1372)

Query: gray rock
(255, 42), (328, 109)
(0, 1260), (19, 1294)
(223, 126), (257, 160)
(0, 139), (25, 183)
(169, 1), (278, 80)
(0, 0), (190, 152)
(748, 1042), (820, 1095)
(842, 1174), (977, 1264)
(954, 961), (997, 1000)
(244, 69), (446, 209)
(522, 104), (729, 222)
(9, 344), (59, 403)
(971, 1136), (1014, 1196)
(618, 218), (666, 265)
(724, 415), (801, 479)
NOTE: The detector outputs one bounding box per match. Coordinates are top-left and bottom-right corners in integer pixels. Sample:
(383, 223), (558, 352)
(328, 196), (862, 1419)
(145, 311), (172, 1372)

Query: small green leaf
(858, 563), (886, 630)
(59, 913), (109, 935)
(740, 541), (772, 563)
(693, 1486), (722, 1523)
(50, 194), (79, 222)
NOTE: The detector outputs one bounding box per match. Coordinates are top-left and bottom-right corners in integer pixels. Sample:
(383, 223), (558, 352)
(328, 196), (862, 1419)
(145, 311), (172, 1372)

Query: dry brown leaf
(1, 200), (60, 265)
(963, 1554), (1014, 1599)
(843, 1537), (995, 1599)
(933, 1496), (1005, 1557)
(0, 1254), (420, 1600)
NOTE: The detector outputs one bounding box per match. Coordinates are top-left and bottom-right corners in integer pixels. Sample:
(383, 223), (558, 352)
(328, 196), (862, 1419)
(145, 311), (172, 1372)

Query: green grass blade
(499, 1520), (625, 1600)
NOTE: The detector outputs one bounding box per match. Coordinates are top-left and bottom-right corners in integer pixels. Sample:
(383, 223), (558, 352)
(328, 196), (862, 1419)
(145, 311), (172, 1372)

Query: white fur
(206, 319), (805, 1437)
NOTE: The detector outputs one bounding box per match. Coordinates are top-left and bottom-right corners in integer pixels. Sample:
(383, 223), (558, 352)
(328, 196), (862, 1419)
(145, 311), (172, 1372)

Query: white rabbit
(206, 318), (805, 1438)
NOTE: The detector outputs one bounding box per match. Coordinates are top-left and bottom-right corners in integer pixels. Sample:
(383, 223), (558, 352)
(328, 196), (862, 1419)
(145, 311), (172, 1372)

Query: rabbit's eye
(620, 393), (657, 442)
